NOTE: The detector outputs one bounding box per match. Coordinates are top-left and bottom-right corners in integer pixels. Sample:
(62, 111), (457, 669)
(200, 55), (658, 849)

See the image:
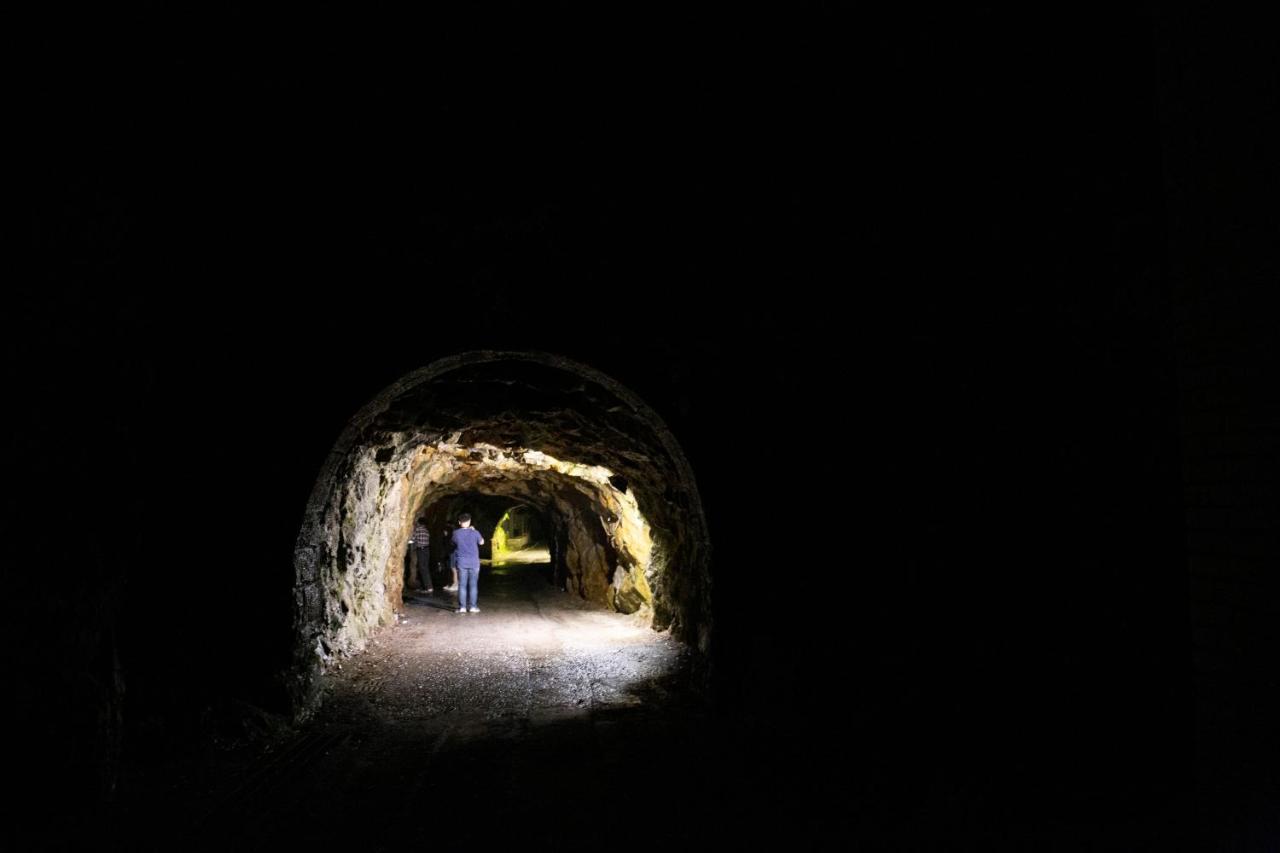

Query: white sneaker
(456, 607), (466, 613)
(468, 607), (480, 613)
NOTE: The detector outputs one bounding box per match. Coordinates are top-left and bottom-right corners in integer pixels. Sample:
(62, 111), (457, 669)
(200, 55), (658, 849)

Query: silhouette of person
(441, 525), (458, 591)
(409, 516), (433, 594)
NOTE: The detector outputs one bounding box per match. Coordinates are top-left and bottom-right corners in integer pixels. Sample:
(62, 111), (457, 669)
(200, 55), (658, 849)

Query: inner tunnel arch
(413, 494), (548, 567)
(290, 351), (711, 713)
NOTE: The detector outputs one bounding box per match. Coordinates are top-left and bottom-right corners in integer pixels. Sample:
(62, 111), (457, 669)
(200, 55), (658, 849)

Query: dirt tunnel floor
(93, 561), (1206, 849)
(113, 562), (771, 851)
(331, 559), (689, 722)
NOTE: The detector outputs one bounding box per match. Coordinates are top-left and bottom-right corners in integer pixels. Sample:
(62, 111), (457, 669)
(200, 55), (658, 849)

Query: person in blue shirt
(451, 513), (485, 613)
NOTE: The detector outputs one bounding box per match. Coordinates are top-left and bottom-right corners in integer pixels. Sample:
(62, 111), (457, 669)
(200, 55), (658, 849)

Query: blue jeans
(458, 566), (479, 609)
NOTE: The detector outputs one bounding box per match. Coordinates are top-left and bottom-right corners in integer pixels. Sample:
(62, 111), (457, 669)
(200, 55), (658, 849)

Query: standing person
(410, 516), (433, 594)
(451, 513), (484, 613)
(441, 525), (459, 591)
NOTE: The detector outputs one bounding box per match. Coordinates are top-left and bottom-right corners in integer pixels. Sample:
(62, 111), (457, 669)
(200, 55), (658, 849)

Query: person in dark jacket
(409, 516), (433, 594)
(441, 525), (458, 591)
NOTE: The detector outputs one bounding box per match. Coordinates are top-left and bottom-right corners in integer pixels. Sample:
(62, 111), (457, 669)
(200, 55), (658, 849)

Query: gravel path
(325, 561), (687, 724)
(164, 563), (721, 851)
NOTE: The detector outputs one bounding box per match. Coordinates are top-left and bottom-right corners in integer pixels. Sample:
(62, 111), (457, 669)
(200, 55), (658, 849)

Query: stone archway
(289, 351), (711, 713)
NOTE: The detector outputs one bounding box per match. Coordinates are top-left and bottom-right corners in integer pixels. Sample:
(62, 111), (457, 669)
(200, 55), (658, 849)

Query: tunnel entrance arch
(290, 351), (710, 714)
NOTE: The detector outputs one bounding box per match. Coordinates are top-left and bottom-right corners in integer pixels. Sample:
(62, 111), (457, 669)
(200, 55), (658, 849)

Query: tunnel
(289, 351), (711, 714)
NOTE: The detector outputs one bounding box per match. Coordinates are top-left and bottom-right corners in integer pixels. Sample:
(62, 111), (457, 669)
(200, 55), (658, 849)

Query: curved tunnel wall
(290, 351), (711, 713)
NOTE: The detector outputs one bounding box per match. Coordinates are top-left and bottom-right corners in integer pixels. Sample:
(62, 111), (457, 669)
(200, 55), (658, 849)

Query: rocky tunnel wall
(289, 352), (711, 714)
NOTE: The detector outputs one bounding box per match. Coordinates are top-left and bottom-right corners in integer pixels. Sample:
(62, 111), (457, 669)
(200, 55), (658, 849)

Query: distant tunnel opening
(492, 504), (550, 559)
(290, 352), (711, 714)
(404, 495), (555, 592)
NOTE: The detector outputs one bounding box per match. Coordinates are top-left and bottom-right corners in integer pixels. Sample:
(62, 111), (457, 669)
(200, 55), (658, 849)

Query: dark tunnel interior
(412, 500), (552, 574)
(11, 7), (1279, 848)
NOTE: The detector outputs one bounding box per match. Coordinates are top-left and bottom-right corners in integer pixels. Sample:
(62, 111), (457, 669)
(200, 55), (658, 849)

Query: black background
(10, 4), (1275, 847)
